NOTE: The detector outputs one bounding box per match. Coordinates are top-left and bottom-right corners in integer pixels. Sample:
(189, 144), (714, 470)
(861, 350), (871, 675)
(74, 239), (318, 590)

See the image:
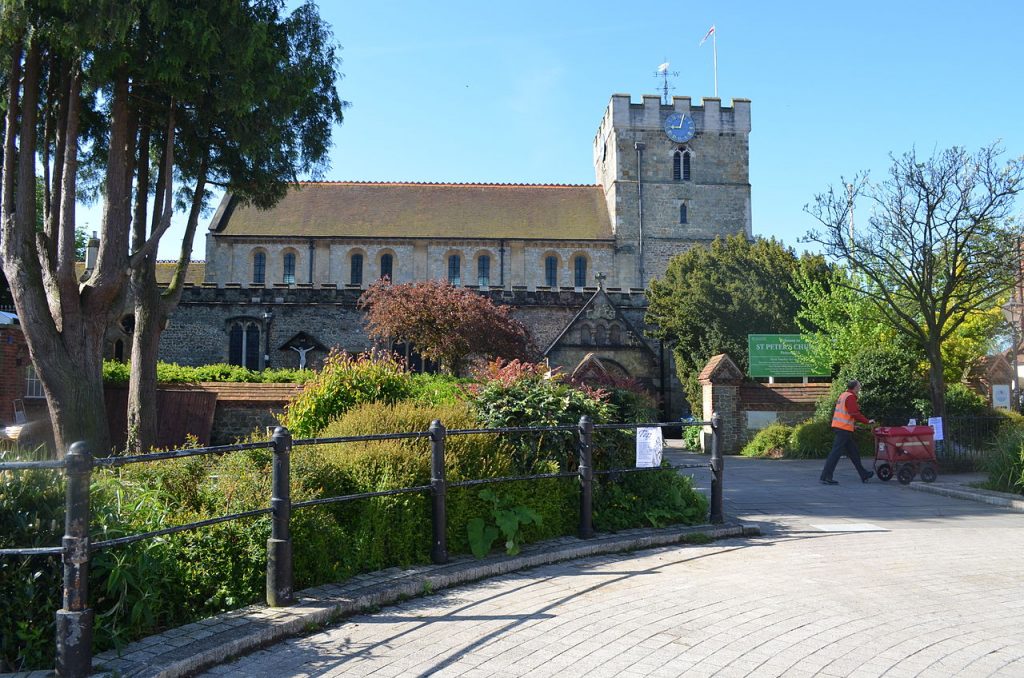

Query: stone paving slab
(82, 522), (751, 677)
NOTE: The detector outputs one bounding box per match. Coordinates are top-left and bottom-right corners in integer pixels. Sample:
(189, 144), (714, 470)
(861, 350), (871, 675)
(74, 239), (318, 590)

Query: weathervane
(654, 58), (679, 105)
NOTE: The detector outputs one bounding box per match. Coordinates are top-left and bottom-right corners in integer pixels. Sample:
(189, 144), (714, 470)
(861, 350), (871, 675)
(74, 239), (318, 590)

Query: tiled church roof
(74, 261), (206, 285)
(208, 182), (614, 241)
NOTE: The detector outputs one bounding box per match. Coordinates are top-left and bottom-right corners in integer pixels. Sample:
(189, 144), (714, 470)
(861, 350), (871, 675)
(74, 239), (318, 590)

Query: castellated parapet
(592, 93), (752, 289)
(593, 94), (752, 156)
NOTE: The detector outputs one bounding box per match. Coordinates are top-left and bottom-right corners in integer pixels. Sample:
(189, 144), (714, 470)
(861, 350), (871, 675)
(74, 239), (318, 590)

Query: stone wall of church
(205, 238), (621, 292)
(156, 285), (686, 415)
(159, 286), (371, 369)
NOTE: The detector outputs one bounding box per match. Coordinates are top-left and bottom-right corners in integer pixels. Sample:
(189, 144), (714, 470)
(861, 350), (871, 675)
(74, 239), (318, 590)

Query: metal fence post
(429, 419), (448, 564)
(55, 441), (94, 678)
(430, 421), (450, 565)
(578, 415), (594, 539)
(267, 426), (294, 607)
(709, 412), (724, 524)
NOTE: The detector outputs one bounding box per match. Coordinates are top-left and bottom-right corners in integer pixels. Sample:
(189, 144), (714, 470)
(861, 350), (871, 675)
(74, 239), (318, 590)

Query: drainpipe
(634, 142), (645, 288)
(499, 239), (505, 288)
(307, 240), (315, 283)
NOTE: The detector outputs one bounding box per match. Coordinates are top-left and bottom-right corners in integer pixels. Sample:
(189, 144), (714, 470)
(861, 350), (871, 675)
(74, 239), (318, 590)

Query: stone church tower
(593, 94), (752, 289)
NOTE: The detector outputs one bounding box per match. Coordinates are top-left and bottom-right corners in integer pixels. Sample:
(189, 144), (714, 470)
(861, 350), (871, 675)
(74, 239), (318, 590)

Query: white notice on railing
(636, 427), (664, 468)
(928, 417), (944, 441)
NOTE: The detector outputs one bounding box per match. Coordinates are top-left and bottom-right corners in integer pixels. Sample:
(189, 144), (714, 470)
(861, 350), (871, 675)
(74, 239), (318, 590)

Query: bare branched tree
(805, 144), (1024, 417)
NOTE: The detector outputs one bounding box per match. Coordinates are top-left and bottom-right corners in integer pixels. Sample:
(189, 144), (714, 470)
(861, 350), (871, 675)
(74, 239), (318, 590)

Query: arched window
(476, 255), (491, 287)
(573, 256), (588, 288)
(252, 251), (266, 284)
(595, 325), (607, 346)
(673, 151), (682, 181)
(350, 253), (364, 286)
(544, 255), (558, 287)
(448, 254), (461, 285)
(680, 203), (688, 224)
(609, 325), (622, 345)
(228, 321), (262, 370)
(380, 253), (393, 280)
(682, 150), (691, 181)
(580, 325), (593, 345)
(283, 252), (296, 284)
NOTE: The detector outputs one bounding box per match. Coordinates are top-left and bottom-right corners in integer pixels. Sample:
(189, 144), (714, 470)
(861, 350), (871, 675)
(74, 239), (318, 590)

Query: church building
(155, 94), (752, 417)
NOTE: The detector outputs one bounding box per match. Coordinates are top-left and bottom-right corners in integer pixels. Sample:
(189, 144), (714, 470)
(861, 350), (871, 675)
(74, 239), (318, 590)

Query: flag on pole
(699, 24), (715, 46)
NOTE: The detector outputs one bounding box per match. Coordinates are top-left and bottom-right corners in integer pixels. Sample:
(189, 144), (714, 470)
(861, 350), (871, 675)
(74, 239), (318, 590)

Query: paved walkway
(192, 452), (1024, 678)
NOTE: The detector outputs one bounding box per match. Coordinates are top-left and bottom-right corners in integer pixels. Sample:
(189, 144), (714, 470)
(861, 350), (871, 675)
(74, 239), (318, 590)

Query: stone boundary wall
(196, 382), (304, 445)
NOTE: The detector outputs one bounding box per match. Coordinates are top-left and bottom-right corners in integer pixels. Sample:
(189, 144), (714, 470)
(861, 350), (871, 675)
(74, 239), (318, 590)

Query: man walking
(820, 379), (875, 485)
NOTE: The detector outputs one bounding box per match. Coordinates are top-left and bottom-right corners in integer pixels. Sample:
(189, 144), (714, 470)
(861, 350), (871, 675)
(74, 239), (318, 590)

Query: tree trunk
(29, 321), (111, 453)
(125, 149), (206, 452)
(926, 344), (947, 419)
(126, 261), (162, 452)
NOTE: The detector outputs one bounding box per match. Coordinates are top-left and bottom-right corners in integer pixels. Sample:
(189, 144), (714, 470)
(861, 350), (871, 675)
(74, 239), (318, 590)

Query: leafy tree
(940, 305), (1003, 386)
(359, 280), (535, 375)
(805, 144), (1024, 417)
(793, 265), (900, 374)
(796, 265), (1004, 386)
(0, 1), (343, 453)
(125, 0), (344, 452)
(645, 234), (829, 406)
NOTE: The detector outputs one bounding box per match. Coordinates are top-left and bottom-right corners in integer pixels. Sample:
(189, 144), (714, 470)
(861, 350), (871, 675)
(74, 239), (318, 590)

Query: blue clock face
(664, 112), (695, 143)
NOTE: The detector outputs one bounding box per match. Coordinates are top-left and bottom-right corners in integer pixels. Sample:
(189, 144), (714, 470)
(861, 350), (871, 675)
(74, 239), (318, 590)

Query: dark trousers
(821, 428), (870, 481)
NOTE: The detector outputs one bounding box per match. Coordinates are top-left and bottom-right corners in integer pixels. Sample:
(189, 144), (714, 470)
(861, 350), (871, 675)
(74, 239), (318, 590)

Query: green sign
(747, 334), (828, 377)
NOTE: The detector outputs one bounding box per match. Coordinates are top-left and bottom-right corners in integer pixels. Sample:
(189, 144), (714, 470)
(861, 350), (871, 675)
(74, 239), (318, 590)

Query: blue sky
(123, 0), (1024, 259)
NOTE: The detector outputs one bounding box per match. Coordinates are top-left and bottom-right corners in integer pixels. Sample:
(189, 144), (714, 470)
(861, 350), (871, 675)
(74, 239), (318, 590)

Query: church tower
(593, 94), (752, 289)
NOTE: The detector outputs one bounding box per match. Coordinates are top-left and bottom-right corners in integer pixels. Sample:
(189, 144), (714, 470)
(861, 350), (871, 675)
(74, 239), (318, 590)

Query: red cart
(873, 425), (937, 485)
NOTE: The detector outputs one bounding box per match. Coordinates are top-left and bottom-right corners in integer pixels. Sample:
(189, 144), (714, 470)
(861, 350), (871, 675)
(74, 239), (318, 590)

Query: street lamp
(1001, 301), (1023, 411)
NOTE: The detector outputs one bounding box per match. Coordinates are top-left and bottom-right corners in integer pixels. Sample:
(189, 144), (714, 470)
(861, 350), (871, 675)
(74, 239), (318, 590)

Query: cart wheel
(897, 465), (914, 485)
(876, 463), (893, 482)
(920, 466), (937, 483)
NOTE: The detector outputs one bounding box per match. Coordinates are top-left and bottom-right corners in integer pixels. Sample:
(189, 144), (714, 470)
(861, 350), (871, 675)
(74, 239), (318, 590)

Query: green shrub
(296, 400), (578, 573)
(788, 419), (873, 459)
(593, 469), (708, 532)
(825, 345), (929, 424)
(944, 383), (990, 417)
(681, 423), (703, 450)
(984, 420), (1024, 494)
(741, 423), (793, 458)
(281, 350), (411, 437)
(470, 360), (616, 471)
(0, 463), (64, 672)
(405, 372), (468, 405)
(102, 360), (313, 385)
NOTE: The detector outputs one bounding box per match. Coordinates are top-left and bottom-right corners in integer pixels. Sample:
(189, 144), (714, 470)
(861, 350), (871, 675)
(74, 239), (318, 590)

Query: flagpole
(712, 27), (718, 98)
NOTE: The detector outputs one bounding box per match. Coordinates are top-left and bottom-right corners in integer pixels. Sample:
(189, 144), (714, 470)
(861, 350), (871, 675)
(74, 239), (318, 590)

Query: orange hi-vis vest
(831, 392), (856, 431)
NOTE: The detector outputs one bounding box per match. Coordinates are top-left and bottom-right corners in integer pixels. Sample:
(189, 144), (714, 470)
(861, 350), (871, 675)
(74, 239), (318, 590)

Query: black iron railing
(0, 413), (723, 677)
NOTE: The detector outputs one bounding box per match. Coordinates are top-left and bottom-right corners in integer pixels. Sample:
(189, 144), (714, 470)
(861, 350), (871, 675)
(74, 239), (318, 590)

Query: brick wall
(700, 353), (831, 453)
(0, 326), (29, 426)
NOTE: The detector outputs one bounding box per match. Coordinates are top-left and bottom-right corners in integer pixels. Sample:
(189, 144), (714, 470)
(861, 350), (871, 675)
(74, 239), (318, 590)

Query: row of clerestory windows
(251, 249), (591, 287)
